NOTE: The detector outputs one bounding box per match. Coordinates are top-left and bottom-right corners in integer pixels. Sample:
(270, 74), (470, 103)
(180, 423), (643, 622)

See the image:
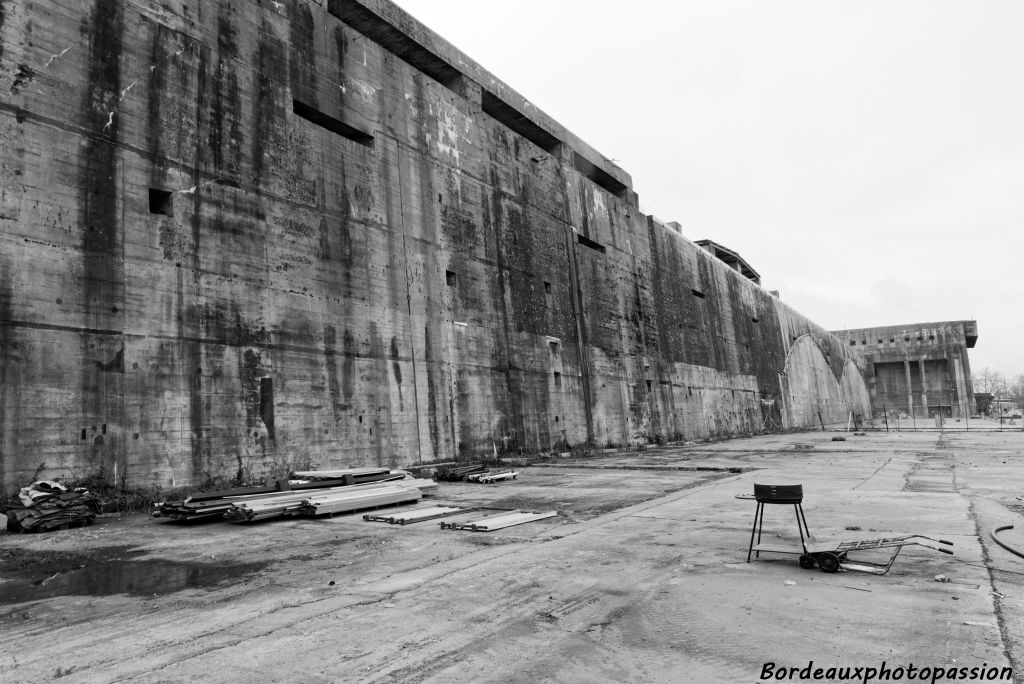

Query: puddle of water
(0, 552), (268, 605)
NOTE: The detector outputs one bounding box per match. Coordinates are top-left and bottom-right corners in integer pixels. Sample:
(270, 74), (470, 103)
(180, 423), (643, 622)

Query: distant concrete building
(832, 321), (978, 419)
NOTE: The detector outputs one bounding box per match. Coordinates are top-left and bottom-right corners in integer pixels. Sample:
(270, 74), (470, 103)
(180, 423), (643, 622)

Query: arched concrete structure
(780, 335), (869, 429)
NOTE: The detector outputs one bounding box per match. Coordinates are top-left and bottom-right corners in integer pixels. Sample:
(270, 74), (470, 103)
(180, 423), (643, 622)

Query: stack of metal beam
(291, 468), (395, 481)
(153, 498), (237, 521)
(223, 491), (316, 522)
(364, 506), (465, 525)
(435, 464), (486, 481)
(403, 479), (439, 496)
(153, 471), (434, 522)
(153, 480), (341, 521)
(227, 479), (437, 522)
(299, 484), (421, 517)
(440, 510), (557, 531)
(465, 470), (518, 484)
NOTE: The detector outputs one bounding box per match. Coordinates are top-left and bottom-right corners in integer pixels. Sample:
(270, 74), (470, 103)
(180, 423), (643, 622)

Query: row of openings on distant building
(851, 335), (936, 347)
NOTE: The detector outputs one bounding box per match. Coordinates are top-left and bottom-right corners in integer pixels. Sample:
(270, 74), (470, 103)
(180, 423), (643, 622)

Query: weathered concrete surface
(0, 0), (870, 490)
(1, 430), (1021, 682)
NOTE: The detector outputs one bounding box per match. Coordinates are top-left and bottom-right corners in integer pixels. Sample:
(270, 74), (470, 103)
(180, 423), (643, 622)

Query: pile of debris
(1, 481), (101, 533)
(153, 468), (437, 523)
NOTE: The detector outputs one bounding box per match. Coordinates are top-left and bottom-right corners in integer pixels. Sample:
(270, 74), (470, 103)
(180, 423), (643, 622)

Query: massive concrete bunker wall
(0, 0), (870, 490)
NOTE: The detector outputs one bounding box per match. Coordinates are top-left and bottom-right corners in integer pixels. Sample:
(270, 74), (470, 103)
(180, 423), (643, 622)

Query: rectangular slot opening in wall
(259, 377), (276, 441)
(572, 151), (628, 198)
(751, 317), (759, 323)
(576, 234), (606, 254)
(293, 99), (374, 146)
(544, 281), (552, 295)
(445, 270), (457, 287)
(481, 91), (561, 153)
(327, 0), (464, 92)
(553, 371), (562, 387)
(149, 189), (173, 216)
(691, 288), (706, 299)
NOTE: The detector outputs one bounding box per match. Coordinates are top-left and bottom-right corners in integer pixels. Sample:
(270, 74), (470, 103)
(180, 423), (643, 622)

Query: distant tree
(992, 371), (1008, 399)
(1009, 375), (1024, 405)
(973, 368), (995, 394)
(971, 369), (1024, 415)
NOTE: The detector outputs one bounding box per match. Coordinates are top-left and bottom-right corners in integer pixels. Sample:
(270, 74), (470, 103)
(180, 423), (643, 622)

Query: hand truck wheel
(817, 552), (841, 573)
(799, 554), (817, 569)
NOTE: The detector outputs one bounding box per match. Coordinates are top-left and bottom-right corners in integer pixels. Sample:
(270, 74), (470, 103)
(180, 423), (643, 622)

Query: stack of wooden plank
(364, 506), (465, 525)
(440, 510), (557, 532)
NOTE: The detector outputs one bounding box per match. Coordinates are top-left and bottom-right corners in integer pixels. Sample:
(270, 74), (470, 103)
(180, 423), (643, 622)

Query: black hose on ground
(991, 525), (1024, 560)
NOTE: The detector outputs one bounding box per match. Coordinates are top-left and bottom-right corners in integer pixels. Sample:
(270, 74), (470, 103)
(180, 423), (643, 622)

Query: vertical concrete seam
(394, 143), (424, 462)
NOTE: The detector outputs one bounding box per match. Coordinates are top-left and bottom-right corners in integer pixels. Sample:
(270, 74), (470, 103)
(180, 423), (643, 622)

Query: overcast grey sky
(395, 0), (1024, 378)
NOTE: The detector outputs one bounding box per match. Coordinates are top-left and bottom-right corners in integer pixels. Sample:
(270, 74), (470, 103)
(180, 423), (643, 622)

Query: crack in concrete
(955, 437), (1022, 684)
(852, 456), (892, 490)
(966, 498), (1021, 684)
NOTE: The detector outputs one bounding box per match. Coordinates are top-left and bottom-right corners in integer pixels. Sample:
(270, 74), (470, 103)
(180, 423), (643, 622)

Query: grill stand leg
(747, 502), (764, 562)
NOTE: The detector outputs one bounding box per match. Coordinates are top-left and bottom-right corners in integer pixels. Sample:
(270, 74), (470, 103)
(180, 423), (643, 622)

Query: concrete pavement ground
(2, 429), (1024, 683)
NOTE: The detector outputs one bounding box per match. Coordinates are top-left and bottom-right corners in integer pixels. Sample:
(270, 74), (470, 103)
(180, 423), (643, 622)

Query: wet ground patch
(0, 546), (268, 604)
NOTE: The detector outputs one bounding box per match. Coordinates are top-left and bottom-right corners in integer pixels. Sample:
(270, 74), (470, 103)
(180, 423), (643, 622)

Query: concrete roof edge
(346, 0), (632, 190)
(831, 320), (978, 335)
